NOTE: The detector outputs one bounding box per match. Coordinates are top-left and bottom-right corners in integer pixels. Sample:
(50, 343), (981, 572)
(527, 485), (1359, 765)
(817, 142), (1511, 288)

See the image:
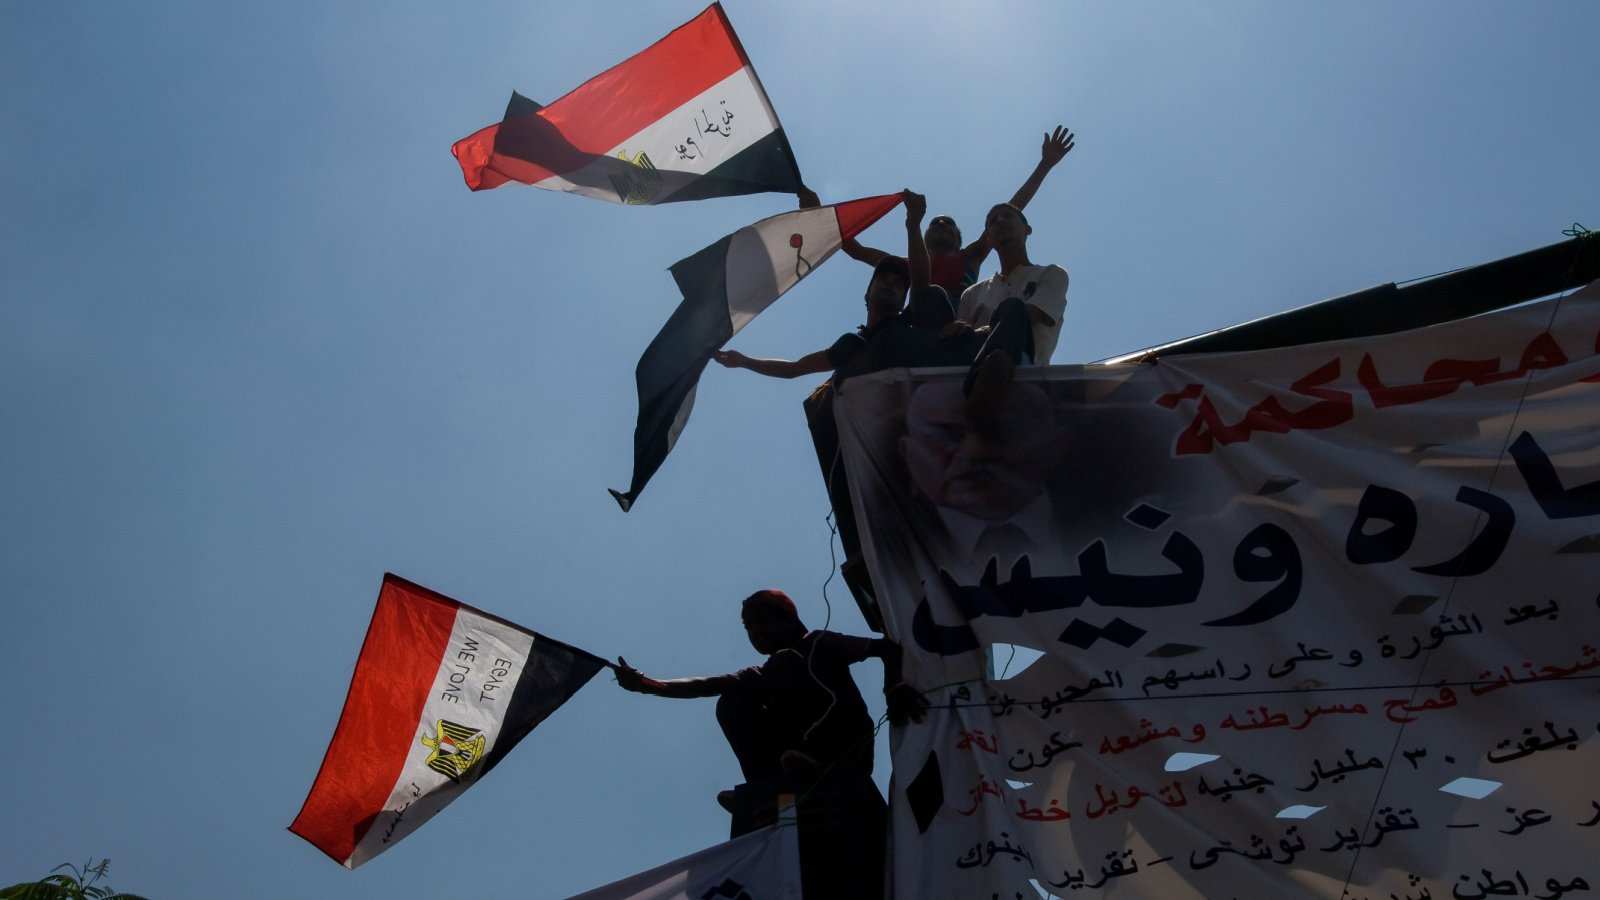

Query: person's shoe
(964, 349), (1015, 423)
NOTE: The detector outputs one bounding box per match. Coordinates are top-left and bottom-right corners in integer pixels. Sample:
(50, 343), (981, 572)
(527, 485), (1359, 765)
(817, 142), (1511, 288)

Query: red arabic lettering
(1165, 359), (1352, 456)
(1360, 331), (1569, 408)
(1157, 329), (1589, 455)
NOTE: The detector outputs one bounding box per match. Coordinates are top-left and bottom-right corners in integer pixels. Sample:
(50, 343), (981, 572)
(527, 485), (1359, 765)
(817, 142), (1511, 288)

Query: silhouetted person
(615, 589), (927, 899)
(615, 589), (926, 811)
(840, 126), (1075, 299)
(950, 198), (1071, 420)
(713, 190), (961, 386)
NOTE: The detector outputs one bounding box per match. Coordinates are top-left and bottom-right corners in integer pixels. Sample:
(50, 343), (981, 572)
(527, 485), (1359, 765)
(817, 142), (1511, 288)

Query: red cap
(742, 589), (799, 620)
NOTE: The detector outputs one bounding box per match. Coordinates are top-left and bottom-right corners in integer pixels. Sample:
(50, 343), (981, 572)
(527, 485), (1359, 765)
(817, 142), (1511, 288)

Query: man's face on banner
(899, 381), (1062, 522)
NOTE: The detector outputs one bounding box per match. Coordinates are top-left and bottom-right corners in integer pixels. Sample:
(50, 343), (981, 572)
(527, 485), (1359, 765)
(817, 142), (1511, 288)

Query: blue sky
(3, 2), (1596, 896)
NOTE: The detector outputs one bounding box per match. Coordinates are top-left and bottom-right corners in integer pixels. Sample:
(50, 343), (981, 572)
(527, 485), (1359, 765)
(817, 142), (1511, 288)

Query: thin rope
(916, 673), (1600, 710)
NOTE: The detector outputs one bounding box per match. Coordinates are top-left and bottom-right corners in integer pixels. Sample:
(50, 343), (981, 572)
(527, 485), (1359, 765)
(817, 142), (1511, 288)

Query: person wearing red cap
(838, 126), (1075, 301)
(615, 589), (926, 823)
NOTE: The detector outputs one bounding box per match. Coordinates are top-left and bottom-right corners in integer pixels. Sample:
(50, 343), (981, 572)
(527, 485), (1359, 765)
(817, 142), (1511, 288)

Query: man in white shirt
(953, 202), (1070, 415)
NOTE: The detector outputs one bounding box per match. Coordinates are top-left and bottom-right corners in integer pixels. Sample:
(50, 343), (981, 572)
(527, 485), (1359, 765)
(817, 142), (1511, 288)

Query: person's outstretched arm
(842, 236), (889, 266)
(712, 348), (832, 379)
(963, 125), (1077, 266)
(614, 656), (732, 699)
(1008, 125), (1075, 211)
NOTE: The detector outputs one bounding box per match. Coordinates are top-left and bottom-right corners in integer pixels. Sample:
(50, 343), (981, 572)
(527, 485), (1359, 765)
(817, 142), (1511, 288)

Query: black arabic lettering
(1203, 522), (1302, 626)
(1347, 484), (1418, 564)
(1452, 867), (1532, 899)
(1198, 767), (1274, 802)
(912, 519), (1309, 656)
(1268, 641), (1335, 679)
(1141, 660), (1226, 696)
(1580, 801), (1600, 827)
(1486, 721), (1581, 764)
(1297, 748), (1383, 792)
(1007, 731), (1081, 772)
(1076, 529), (1205, 608)
(1412, 486), (1514, 577)
(1505, 600), (1560, 625)
(1499, 806), (1553, 835)
(1511, 430), (1600, 519)
(1363, 807), (1420, 847)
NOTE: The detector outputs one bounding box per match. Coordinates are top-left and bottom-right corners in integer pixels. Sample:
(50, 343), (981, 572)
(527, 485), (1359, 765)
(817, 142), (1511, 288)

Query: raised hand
(1041, 125), (1076, 167)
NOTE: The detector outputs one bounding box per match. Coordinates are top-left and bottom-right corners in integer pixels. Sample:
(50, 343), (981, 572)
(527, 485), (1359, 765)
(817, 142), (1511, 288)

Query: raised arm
(964, 125), (1076, 264)
(1008, 125), (1075, 211)
(842, 236), (889, 267)
(903, 189), (930, 291)
(713, 348), (832, 379)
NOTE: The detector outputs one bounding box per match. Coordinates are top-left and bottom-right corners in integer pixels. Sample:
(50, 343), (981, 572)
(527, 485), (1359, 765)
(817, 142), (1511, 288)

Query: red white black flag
(451, 3), (802, 204)
(289, 574), (605, 869)
(610, 194), (903, 511)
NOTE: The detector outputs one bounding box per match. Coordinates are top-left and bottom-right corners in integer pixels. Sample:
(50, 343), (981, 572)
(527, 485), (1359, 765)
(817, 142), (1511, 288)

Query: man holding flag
(613, 588), (926, 899)
(713, 190), (962, 386)
(608, 192), (905, 510)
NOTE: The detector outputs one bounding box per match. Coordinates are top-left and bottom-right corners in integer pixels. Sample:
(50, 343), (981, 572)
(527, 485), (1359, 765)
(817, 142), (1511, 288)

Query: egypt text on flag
(289, 574), (605, 869)
(451, 3), (802, 204)
(610, 194), (903, 511)
(565, 820), (800, 900)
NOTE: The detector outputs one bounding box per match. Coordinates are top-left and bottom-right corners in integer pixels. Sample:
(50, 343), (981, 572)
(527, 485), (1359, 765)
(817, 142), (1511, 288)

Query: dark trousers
(974, 296), (1035, 365)
(831, 290), (1035, 386)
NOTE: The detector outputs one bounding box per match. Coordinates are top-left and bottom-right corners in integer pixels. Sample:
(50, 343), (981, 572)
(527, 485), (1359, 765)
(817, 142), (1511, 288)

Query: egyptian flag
(610, 195), (902, 511)
(565, 820), (800, 900)
(451, 3), (802, 204)
(289, 574), (605, 869)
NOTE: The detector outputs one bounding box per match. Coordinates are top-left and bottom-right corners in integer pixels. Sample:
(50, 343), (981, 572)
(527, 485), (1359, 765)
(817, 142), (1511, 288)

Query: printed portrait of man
(898, 379), (1072, 575)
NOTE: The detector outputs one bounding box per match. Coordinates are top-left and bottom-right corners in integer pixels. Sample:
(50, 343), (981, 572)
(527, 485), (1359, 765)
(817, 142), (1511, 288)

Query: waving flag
(610, 194), (902, 511)
(451, 3), (802, 204)
(289, 574), (605, 869)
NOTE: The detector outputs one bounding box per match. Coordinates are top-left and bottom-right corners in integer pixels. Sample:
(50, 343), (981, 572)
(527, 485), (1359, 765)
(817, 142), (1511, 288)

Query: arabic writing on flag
(451, 3), (801, 204)
(832, 283), (1600, 898)
(610, 194), (902, 511)
(289, 574), (605, 869)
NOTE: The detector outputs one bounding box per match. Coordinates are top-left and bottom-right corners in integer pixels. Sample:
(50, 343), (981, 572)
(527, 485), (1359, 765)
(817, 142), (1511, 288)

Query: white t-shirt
(957, 263), (1069, 364)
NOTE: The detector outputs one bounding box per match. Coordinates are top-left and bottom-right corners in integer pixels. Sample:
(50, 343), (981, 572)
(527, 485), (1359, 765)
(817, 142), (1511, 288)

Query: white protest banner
(835, 284), (1600, 898)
